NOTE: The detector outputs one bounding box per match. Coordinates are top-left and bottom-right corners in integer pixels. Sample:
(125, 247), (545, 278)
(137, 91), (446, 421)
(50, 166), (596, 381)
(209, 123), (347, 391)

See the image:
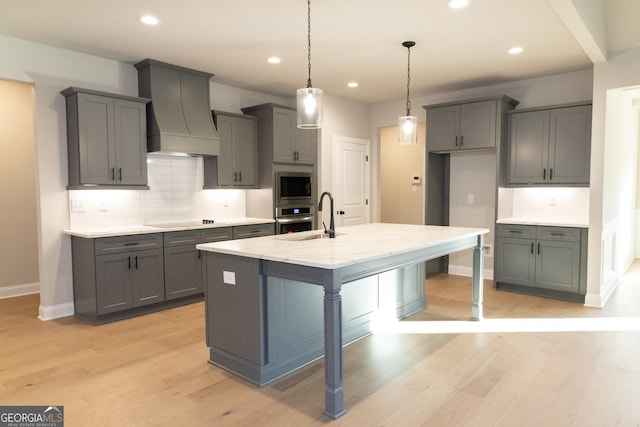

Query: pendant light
(398, 41), (418, 144)
(297, 0), (323, 129)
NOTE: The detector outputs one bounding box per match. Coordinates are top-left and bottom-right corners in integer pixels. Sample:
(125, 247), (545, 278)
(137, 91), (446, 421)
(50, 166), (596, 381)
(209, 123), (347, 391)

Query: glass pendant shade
(398, 115), (418, 145)
(297, 87), (323, 129)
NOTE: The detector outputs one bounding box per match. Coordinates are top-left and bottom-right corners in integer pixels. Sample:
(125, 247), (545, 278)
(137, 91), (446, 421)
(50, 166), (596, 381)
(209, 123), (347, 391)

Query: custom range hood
(135, 59), (220, 156)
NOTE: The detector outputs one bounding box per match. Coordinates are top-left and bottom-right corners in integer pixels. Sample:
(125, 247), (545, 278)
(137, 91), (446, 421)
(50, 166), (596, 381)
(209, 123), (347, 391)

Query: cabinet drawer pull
(509, 230), (522, 234)
(549, 232), (565, 237)
(124, 242), (139, 246)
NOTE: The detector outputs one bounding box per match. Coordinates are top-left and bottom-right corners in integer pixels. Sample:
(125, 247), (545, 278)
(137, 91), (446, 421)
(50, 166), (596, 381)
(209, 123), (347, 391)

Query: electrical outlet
(467, 194), (474, 204)
(482, 244), (493, 257)
(71, 200), (85, 213)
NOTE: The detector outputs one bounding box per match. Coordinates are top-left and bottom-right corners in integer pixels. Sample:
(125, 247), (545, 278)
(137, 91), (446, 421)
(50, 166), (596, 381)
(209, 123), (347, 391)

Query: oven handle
(275, 216), (314, 224)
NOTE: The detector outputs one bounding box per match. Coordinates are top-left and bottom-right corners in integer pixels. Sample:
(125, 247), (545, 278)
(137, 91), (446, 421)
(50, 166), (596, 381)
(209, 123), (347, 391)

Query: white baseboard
(38, 302), (75, 321)
(447, 264), (494, 281)
(0, 282), (39, 299)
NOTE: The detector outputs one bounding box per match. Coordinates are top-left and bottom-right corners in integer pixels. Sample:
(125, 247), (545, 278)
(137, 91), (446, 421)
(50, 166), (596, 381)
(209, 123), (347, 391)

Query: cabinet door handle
(455, 136), (458, 147)
(537, 243), (541, 255)
(543, 168), (546, 180)
(128, 256), (131, 270)
(197, 250), (201, 259)
(549, 168), (553, 180)
(111, 168), (116, 181)
(135, 255), (138, 269)
(530, 242), (534, 254)
(460, 135), (464, 147)
(118, 168), (122, 181)
(238, 171), (242, 182)
(233, 172), (237, 182)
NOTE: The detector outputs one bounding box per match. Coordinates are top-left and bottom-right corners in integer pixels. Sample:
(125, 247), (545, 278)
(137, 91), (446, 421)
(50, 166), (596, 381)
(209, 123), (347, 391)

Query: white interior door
(333, 136), (370, 227)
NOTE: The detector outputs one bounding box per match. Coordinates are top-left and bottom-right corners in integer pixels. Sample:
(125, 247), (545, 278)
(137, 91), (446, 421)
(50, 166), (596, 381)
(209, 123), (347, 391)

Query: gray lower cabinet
(61, 87), (149, 189)
(72, 233), (166, 324)
(96, 249), (164, 314)
(205, 253), (425, 385)
(232, 223), (274, 239)
(204, 111), (259, 188)
(507, 103), (591, 186)
(495, 224), (587, 301)
(163, 227), (232, 300)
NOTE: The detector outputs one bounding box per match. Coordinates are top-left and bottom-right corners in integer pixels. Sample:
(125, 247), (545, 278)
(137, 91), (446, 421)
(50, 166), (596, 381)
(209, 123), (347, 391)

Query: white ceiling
(1, 0), (639, 105)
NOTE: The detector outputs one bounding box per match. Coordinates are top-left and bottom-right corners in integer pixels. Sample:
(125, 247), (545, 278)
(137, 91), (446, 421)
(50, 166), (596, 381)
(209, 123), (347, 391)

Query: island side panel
(204, 252), (265, 384)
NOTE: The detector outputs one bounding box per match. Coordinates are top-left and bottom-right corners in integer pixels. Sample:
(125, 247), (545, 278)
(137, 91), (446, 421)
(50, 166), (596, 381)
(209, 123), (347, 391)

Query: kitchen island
(197, 223), (488, 419)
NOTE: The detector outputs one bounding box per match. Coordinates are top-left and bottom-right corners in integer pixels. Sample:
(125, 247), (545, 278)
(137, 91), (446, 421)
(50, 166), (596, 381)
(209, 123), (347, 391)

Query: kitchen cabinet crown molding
(423, 94), (519, 110)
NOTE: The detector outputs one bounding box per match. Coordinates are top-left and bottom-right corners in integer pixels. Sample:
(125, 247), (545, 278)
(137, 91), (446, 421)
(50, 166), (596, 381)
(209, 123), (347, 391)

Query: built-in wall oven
(275, 206), (314, 234)
(275, 171), (313, 207)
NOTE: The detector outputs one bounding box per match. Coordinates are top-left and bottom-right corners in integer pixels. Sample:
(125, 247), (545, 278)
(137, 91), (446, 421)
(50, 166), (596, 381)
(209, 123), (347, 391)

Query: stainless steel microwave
(275, 171), (313, 207)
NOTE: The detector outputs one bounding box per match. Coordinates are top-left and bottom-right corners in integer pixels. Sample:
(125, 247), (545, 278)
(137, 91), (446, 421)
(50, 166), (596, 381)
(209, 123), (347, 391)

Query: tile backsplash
(68, 154), (248, 229)
(506, 187), (590, 223)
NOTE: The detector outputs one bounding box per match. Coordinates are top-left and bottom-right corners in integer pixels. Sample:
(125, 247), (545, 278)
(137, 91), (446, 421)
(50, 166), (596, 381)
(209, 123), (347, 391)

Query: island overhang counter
(197, 222), (488, 419)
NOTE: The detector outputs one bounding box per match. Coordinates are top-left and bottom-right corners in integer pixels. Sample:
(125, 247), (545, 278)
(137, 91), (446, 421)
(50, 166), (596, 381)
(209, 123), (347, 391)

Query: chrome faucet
(318, 191), (335, 238)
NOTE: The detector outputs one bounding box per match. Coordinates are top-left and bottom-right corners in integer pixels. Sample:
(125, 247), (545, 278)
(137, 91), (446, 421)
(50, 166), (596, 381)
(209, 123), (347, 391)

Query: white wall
(587, 47), (640, 307)
(317, 95), (371, 228)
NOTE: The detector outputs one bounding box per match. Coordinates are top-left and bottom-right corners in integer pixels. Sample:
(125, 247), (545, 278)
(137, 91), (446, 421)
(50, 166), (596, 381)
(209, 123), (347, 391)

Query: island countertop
(196, 223), (489, 270)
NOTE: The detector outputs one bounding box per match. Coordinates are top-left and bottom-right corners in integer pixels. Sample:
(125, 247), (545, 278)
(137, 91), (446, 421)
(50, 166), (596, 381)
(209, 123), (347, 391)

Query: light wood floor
(2, 263), (640, 426)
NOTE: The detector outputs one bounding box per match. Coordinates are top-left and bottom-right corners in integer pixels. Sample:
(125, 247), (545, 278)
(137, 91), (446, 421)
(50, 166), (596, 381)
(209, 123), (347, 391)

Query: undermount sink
(277, 232), (340, 241)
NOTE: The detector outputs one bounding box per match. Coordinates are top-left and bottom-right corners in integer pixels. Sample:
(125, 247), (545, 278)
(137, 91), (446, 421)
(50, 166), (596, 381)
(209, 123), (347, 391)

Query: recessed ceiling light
(448, 0), (469, 9)
(347, 82), (359, 88)
(508, 46), (524, 55)
(139, 15), (160, 26)
(267, 57), (281, 64)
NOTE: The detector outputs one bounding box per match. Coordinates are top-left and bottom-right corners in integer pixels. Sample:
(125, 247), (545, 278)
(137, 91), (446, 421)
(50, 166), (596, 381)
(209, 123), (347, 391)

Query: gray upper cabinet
(427, 99), (499, 152)
(242, 103), (317, 165)
(508, 103), (591, 186)
(62, 87), (149, 189)
(204, 111), (258, 188)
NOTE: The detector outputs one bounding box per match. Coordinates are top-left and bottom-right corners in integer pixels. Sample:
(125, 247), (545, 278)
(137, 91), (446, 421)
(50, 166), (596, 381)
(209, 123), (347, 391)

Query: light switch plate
(223, 271), (236, 285)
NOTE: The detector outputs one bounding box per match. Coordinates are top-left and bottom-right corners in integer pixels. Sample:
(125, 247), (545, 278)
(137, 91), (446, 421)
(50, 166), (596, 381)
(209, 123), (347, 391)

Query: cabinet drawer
(201, 227), (233, 243)
(496, 224), (536, 239)
(536, 227), (581, 242)
(232, 223), (274, 240)
(95, 233), (163, 255)
(164, 230), (199, 247)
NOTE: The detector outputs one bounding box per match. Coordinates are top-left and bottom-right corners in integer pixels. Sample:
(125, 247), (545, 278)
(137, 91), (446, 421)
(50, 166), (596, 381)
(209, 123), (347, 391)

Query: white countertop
(64, 217), (275, 238)
(496, 217), (588, 228)
(197, 223), (488, 269)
